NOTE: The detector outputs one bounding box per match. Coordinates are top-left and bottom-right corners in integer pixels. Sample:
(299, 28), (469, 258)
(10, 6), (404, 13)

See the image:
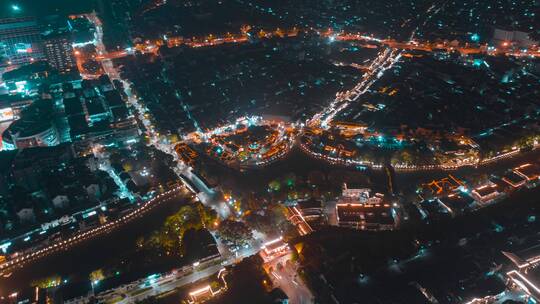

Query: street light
(91, 280), (99, 295)
(11, 4), (21, 12)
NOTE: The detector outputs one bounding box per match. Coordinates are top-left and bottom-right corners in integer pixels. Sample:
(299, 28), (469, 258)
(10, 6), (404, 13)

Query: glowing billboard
(0, 107), (14, 122)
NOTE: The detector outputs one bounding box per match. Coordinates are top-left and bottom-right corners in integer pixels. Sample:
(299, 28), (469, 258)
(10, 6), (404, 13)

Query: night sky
(0, 0), (94, 18)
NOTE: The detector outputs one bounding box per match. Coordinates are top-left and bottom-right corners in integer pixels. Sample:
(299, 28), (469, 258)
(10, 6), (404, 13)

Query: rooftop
(502, 171), (527, 187)
(473, 183), (500, 198)
(297, 198), (322, 210)
(86, 99), (107, 116)
(438, 192), (474, 213)
(336, 203), (394, 225)
(515, 163), (540, 181)
(63, 97), (84, 116)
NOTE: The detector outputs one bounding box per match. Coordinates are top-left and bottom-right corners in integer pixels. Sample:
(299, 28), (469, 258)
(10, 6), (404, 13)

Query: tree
(160, 205), (204, 253)
(31, 275), (61, 288)
(197, 203), (218, 229)
(89, 269), (105, 283)
(139, 203), (213, 256)
(180, 228), (216, 260)
(268, 179), (281, 192)
(397, 150), (413, 165)
(245, 213), (274, 235)
(210, 280), (221, 290)
(218, 220), (252, 247)
(284, 173), (297, 188)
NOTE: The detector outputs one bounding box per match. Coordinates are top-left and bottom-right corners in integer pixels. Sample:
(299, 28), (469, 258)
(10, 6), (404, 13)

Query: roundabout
(180, 116), (297, 169)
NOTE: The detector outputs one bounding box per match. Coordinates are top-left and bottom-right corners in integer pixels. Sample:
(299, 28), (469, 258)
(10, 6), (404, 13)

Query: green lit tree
(197, 203), (218, 229)
(31, 275), (61, 289)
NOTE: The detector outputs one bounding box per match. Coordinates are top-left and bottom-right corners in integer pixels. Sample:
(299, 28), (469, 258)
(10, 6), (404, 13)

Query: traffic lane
(266, 255), (313, 304)
(273, 262), (313, 304)
(283, 262), (313, 304)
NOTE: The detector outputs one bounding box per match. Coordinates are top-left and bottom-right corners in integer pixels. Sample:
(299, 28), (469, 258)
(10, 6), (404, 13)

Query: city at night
(0, 0), (538, 303)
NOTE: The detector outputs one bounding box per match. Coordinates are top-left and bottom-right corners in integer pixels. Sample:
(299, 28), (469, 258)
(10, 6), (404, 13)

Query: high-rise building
(493, 29), (538, 48)
(43, 31), (75, 73)
(0, 17), (45, 67)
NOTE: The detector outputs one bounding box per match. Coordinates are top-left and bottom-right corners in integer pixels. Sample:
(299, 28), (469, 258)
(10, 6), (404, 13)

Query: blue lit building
(0, 17), (45, 68)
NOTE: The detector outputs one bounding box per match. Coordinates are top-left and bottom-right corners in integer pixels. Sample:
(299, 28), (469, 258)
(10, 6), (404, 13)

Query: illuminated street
(0, 187), (188, 276)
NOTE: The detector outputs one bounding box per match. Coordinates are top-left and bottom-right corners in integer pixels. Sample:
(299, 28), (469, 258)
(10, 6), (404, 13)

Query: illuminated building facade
(43, 31), (75, 73)
(493, 29), (538, 48)
(0, 107), (15, 122)
(336, 202), (396, 231)
(336, 189), (396, 231)
(260, 237), (290, 262)
(342, 183), (370, 201)
(0, 17), (45, 67)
